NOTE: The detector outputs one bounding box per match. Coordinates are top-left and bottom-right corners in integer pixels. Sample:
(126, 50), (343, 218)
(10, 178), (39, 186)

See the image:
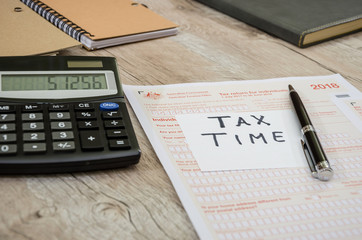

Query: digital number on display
(1, 74), (108, 91)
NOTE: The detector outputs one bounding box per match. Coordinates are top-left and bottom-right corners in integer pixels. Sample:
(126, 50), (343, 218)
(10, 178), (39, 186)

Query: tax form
(123, 75), (362, 240)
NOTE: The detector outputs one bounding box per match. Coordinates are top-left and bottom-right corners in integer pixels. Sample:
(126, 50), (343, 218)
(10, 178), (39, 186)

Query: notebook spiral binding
(21, 0), (93, 41)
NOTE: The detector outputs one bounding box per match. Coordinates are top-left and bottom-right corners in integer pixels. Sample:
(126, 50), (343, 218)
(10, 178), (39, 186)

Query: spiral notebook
(21, 0), (178, 50)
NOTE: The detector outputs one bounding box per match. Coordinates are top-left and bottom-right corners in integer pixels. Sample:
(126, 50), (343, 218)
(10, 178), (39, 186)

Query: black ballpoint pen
(288, 84), (333, 181)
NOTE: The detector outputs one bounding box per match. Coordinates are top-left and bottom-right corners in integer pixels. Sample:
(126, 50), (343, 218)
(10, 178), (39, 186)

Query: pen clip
(300, 140), (318, 179)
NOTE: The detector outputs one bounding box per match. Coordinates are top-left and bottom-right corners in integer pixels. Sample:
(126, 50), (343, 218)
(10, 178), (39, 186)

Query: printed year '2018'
(310, 83), (340, 90)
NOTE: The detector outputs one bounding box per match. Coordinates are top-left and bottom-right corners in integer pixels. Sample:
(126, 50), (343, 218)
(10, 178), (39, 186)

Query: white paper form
(333, 94), (362, 133)
(123, 75), (362, 240)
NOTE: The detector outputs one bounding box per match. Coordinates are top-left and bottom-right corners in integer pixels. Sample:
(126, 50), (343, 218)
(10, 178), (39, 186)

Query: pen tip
(288, 84), (294, 91)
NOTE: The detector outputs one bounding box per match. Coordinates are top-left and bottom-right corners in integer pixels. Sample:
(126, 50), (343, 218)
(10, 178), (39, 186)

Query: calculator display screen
(1, 74), (107, 91)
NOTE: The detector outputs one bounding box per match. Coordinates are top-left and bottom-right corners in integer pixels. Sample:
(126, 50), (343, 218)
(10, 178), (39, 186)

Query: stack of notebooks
(196, 0), (362, 47)
(1, 0), (178, 56)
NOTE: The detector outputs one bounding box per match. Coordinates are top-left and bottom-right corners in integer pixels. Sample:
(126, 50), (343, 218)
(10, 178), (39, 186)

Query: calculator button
(78, 121), (99, 129)
(80, 131), (104, 150)
(0, 105), (15, 113)
(53, 141), (75, 152)
(49, 104), (69, 111)
(50, 121), (72, 130)
(106, 129), (127, 139)
(74, 103), (94, 111)
(22, 113), (43, 121)
(0, 114), (15, 122)
(0, 133), (16, 143)
(22, 104), (42, 112)
(23, 132), (45, 142)
(109, 139), (131, 150)
(102, 110), (122, 119)
(23, 122), (44, 131)
(76, 111), (96, 119)
(100, 102), (119, 111)
(49, 112), (70, 120)
(23, 143), (46, 153)
(0, 144), (17, 155)
(0, 123), (16, 132)
(52, 131), (74, 140)
(104, 119), (124, 128)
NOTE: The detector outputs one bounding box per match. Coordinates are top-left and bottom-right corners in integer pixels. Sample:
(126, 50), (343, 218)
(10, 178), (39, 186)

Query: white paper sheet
(333, 93), (362, 133)
(124, 75), (362, 240)
(176, 110), (306, 171)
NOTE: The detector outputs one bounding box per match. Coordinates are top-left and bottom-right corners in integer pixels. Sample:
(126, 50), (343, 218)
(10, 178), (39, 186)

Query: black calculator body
(0, 56), (140, 174)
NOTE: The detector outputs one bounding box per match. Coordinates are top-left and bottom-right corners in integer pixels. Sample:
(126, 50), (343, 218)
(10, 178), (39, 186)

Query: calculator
(0, 56), (140, 174)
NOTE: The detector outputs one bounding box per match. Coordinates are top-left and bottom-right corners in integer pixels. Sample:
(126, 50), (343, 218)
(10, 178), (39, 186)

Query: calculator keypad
(0, 102), (132, 155)
(0, 106), (17, 155)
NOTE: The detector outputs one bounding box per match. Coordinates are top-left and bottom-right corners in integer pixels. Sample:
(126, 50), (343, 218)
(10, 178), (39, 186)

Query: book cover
(196, 0), (362, 48)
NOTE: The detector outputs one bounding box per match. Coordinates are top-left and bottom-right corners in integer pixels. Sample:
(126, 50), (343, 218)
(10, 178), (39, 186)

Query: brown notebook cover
(0, 0), (79, 56)
(22, 0), (178, 50)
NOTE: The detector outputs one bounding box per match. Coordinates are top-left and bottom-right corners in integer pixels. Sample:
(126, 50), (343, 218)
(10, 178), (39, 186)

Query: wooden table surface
(1, 1), (361, 239)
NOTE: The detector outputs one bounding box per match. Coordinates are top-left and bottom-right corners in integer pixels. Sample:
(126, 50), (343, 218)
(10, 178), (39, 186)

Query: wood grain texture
(1, 0), (361, 239)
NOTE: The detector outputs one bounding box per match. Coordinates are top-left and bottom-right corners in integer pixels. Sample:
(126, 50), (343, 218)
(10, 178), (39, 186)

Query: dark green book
(195, 0), (362, 48)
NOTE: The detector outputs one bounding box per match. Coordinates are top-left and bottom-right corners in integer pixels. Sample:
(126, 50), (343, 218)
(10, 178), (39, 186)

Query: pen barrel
(303, 130), (327, 164)
(303, 130), (333, 181)
(289, 91), (312, 127)
(289, 87), (333, 181)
